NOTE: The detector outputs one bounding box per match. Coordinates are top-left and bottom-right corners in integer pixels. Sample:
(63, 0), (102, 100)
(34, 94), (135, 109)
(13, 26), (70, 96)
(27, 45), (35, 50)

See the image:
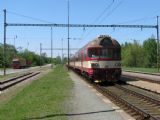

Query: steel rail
(0, 72), (32, 84)
(94, 84), (160, 120)
(72, 69), (160, 120)
(0, 72), (40, 91)
(115, 84), (160, 106)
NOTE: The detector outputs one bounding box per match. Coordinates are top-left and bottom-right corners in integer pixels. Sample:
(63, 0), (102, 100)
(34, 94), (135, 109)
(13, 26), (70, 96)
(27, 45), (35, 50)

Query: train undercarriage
(69, 66), (121, 83)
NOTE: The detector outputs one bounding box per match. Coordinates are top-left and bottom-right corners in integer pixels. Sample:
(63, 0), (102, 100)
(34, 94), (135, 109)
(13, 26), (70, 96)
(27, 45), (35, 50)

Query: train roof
(12, 58), (25, 61)
(12, 59), (19, 61)
(84, 35), (120, 48)
(73, 35), (120, 56)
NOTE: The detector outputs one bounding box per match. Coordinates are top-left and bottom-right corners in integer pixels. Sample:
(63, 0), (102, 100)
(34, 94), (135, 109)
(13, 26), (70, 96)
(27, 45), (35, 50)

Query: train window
(99, 49), (113, 58)
(114, 49), (121, 59)
(88, 48), (120, 59)
(13, 61), (20, 64)
(88, 49), (99, 58)
(108, 49), (113, 58)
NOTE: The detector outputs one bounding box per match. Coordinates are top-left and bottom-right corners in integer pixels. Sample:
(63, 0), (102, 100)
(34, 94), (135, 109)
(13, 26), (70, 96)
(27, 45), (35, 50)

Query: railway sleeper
(115, 85), (160, 106)
(82, 72), (160, 120)
(107, 90), (158, 119)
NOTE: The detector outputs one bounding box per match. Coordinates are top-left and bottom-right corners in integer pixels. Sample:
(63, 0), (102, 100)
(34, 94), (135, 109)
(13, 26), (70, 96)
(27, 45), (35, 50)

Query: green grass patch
(122, 67), (159, 73)
(0, 65), (73, 120)
(0, 73), (19, 81)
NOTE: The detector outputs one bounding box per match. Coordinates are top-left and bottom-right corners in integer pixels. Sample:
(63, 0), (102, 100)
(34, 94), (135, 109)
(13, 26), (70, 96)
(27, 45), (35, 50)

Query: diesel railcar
(69, 35), (121, 82)
(12, 58), (32, 69)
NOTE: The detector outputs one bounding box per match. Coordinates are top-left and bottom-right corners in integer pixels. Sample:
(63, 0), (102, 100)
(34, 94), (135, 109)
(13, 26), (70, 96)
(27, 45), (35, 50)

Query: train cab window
(88, 48), (120, 59)
(100, 48), (113, 58)
(88, 49), (99, 58)
(13, 61), (20, 64)
(114, 49), (121, 59)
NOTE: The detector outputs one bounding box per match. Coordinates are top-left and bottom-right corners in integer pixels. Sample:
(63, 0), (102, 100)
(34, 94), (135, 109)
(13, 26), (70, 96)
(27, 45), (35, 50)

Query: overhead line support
(156, 16), (159, 72)
(4, 10), (159, 72)
(7, 23), (156, 28)
(3, 9), (7, 76)
(42, 48), (79, 50)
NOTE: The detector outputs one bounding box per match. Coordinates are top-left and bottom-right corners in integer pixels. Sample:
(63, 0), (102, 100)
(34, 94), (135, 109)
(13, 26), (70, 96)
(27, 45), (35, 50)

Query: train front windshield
(88, 48), (120, 59)
(13, 61), (20, 64)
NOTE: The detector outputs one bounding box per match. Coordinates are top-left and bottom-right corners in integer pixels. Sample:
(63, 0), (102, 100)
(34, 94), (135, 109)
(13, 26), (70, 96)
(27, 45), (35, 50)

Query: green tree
(0, 44), (17, 67)
(0, 43), (51, 68)
(143, 37), (157, 67)
(52, 56), (61, 65)
(122, 40), (145, 67)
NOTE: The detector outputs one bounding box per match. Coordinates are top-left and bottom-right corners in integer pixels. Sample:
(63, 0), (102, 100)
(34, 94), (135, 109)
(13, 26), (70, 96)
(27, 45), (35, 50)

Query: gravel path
(67, 71), (134, 120)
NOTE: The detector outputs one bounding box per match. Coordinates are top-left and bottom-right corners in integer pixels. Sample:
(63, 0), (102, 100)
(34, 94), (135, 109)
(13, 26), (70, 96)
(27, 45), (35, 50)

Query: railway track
(94, 82), (160, 120)
(0, 72), (40, 91)
(75, 71), (160, 119)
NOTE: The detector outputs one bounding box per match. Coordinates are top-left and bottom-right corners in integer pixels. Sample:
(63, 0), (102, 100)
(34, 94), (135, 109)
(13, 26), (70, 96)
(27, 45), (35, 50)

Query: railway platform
(122, 71), (160, 82)
(67, 71), (134, 120)
(122, 71), (160, 93)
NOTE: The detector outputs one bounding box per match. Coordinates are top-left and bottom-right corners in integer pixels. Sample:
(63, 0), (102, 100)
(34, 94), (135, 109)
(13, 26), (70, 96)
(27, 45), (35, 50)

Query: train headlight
(91, 63), (99, 68)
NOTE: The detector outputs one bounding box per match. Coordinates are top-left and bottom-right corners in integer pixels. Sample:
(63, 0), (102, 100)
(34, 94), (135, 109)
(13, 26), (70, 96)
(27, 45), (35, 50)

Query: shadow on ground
(24, 109), (119, 120)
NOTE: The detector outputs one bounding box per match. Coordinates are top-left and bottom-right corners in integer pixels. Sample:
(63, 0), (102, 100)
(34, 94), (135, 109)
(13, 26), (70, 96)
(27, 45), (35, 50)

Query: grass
(0, 73), (19, 80)
(0, 65), (73, 120)
(122, 66), (160, 73)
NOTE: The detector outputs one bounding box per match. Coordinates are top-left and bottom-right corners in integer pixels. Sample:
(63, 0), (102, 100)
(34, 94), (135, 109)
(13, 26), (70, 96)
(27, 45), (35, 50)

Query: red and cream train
(68, 35), (121, 82)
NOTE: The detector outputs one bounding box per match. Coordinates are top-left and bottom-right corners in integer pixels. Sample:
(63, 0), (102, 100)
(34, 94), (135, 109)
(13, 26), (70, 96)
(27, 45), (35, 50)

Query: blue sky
(0, 0), (160, 57)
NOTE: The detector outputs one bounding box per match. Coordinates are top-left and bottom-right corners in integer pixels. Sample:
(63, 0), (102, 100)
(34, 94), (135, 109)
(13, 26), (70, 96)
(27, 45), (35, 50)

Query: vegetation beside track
(122, 37), (158, 69)
(0, 65), (73, 120)
(0, 73), (19, 80)
(122, 67), (159, 73)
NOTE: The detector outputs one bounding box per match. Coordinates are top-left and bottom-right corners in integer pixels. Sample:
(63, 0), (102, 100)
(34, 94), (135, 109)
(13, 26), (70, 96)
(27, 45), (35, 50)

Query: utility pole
(4, 8), (159, 72)
(40, 43), (42, 68)
(156, 16), (159, 72)
(67, 0), (70, 68)
(14, 35), (17, 48)
(51, 27), (53, 68)
(61, 38), (63, 64)
(13, 35), (17, 57)
(3, 9), (6, 76)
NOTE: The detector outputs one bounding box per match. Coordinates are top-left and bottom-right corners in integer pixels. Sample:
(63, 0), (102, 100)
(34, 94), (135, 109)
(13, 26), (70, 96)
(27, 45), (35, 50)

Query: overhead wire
(7, 10), (52, 23)
(96, 0), (124, 35)
(117, 16), (156, 24)
(81, 0), (123, 41)
(6, 10), (67, 46)
(79, 0), (115, 42)
(79, 1), (114, 42)
(92, 0), (115, 24)
(107, 1), (160, 35)
(99, 0), (123, 24)
(108, 16), (156, 35)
